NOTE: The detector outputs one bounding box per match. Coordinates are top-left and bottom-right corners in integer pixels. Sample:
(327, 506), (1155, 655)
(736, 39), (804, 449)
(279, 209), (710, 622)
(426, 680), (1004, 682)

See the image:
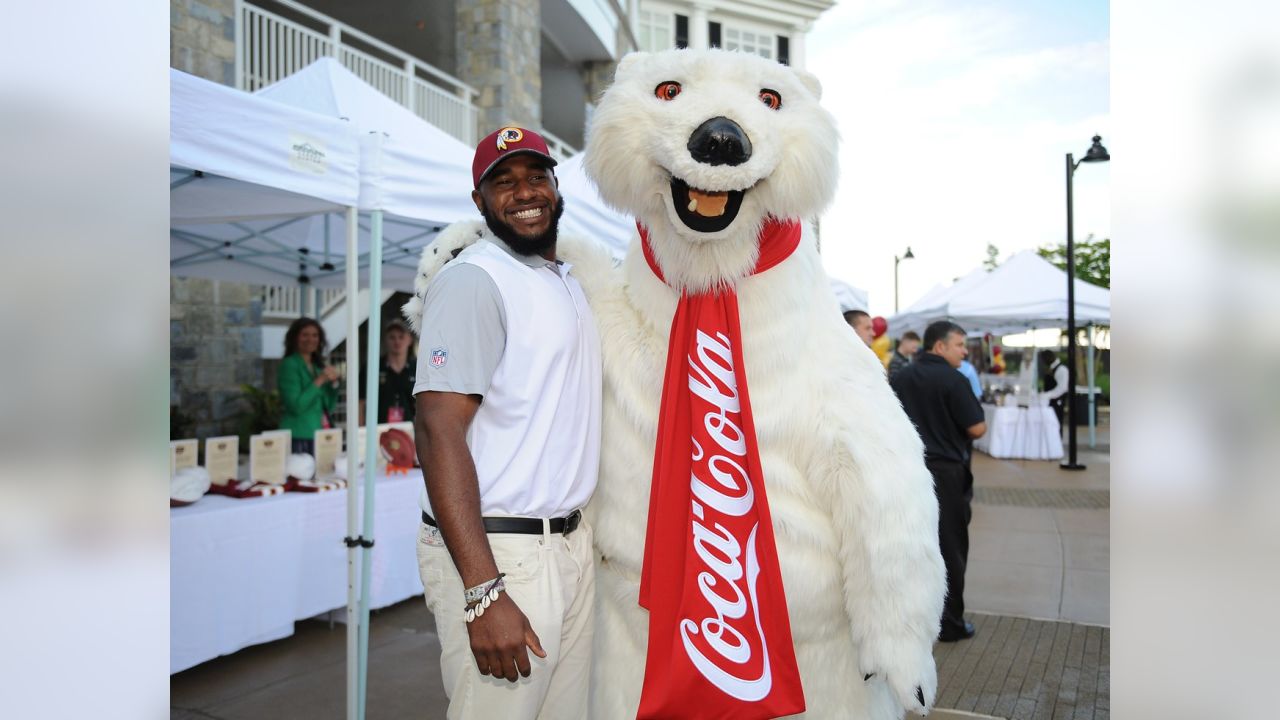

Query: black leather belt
(421, 509), (582, 536)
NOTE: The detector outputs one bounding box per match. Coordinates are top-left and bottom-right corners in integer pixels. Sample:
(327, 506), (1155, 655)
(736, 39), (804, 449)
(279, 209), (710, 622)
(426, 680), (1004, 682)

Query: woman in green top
(278, 317), (340, 454)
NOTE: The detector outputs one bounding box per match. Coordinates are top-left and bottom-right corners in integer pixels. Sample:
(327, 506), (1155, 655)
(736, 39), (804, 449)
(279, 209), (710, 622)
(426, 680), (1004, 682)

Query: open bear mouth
(670, 178), (745, 233)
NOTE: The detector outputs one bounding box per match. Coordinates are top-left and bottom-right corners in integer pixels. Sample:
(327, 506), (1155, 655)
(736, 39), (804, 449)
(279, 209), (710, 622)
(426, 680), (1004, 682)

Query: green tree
(984, 243), (1000, 271)
(1037, 235), (1110, 288)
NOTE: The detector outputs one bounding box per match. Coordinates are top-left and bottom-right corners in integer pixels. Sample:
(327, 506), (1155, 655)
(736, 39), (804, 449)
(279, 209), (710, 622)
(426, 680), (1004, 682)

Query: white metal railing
(320, 287), (345, 316)
(540, 129), (579, 161)
(261, 286), (346, 320)
(261, 285), (304, 319)
(236, 0), (479, 145)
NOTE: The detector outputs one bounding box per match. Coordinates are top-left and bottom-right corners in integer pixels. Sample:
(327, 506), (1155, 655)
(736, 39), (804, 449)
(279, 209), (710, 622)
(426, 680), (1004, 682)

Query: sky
(807, 0), (1111, 317)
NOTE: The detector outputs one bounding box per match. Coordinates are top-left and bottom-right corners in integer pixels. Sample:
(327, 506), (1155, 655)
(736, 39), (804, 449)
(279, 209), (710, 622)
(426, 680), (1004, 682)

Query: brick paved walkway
(934, 613), (1109, 720)
(973, 487), (1110, 510)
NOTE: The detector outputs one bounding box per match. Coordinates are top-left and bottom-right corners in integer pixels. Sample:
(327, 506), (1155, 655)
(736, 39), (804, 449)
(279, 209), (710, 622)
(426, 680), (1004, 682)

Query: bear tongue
(687, 188), (729, 217)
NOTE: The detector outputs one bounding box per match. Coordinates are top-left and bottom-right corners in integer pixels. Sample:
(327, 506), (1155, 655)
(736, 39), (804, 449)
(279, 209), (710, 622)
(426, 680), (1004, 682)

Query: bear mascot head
(585, 49), (838, 292)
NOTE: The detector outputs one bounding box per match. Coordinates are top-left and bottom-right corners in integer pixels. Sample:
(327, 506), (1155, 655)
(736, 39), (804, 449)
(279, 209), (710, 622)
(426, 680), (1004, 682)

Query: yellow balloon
(871, 335), (892, 368)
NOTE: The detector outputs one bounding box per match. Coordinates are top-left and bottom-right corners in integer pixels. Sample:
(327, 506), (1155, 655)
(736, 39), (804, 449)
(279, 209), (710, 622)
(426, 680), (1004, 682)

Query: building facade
(170, 0), (834, 439)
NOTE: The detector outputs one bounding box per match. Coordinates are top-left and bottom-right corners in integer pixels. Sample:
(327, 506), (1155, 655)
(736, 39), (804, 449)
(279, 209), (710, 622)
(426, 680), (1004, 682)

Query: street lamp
(1061, 135), (1109, 471)
(894, 246), (915, 313)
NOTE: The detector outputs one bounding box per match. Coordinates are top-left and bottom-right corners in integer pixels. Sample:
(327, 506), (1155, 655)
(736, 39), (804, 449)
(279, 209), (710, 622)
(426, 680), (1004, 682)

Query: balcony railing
(261, 285), (345, 320)
(539, 128), (579, 161)
(235, 0), (479, 146)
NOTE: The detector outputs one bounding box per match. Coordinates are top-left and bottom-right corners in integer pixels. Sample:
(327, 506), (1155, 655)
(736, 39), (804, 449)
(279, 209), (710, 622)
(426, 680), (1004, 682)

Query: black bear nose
(687, 116), (752, 167)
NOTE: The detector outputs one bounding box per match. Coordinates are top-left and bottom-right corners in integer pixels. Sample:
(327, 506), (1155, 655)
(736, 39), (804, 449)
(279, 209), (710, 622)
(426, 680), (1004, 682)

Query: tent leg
(344, 208), (361, 720)
(357, 209), (384, 720)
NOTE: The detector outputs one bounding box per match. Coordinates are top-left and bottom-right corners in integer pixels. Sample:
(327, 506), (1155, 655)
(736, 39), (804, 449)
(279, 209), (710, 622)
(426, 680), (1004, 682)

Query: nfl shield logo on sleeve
(430, 347), (448, 368)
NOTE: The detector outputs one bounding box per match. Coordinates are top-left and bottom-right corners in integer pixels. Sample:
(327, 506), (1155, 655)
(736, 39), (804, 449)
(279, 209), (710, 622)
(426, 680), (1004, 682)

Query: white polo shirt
(413, 233), (602, 520)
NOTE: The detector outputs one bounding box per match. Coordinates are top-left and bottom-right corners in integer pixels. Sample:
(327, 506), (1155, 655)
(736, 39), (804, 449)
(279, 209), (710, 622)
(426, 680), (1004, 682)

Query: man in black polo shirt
(359, 319), (418, 423)
(891, 320), (987, 642)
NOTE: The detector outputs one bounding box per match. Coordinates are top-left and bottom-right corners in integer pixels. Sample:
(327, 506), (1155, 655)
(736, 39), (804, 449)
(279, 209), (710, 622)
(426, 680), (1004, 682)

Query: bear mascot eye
(655, 81), (683, 101)
(758, 88), (782, 110)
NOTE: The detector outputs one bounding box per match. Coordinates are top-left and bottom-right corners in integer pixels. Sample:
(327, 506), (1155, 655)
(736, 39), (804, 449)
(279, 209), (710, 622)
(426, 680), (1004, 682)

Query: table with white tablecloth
(170, 472), (425, 673)
(973, 403), (1064, 460)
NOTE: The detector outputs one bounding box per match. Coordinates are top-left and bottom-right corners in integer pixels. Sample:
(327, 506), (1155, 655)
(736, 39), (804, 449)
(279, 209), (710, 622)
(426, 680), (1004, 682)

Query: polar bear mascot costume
(407, 48), (944, 720)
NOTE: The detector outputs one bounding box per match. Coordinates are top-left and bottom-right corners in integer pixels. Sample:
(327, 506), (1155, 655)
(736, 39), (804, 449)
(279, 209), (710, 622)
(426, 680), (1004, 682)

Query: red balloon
(871, 316), (888, 338)
(992, 345), (1002, 356)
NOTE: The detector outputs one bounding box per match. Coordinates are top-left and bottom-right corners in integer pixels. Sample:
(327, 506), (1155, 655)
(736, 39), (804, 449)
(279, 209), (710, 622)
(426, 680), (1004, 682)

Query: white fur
(584, 48), (840, 294)
(584, 50), (945, 720)
(402, 49), (945, 719)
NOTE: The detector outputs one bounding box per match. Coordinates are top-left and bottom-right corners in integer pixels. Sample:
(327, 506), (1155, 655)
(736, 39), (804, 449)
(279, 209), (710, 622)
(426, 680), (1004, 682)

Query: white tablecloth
(974, 403), (1064, 460)
(170, 473), (425, 673)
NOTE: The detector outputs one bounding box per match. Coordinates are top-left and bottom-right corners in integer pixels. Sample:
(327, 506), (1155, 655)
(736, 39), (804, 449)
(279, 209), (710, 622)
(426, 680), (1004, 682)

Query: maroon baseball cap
(472, 126), (558, 188)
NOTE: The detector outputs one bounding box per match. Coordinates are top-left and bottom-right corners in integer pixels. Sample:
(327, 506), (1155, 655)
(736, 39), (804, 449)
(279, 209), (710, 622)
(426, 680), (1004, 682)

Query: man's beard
(480, 196), (566, 257)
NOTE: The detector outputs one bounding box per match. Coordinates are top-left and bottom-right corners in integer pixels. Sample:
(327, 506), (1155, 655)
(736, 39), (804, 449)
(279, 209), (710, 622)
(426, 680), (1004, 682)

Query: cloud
(809, 1), (1110, 315)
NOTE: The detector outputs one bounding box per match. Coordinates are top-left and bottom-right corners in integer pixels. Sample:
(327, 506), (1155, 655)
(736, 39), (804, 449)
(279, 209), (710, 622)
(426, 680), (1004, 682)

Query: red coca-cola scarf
(636, 218), (806, 720)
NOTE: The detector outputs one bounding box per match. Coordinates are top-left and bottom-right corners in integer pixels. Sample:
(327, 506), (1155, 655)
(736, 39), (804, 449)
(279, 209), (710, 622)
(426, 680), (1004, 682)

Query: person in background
(958, 356), (983, 399)
(888, 331), (921, 380)
(843, 309), (874, 347)
(412, 126), (601, 718)
(1039, 349), (1070, 426)
(359, 318), (417, 423)
(278, 317), (339, 455)
(890, 320), (986, 643)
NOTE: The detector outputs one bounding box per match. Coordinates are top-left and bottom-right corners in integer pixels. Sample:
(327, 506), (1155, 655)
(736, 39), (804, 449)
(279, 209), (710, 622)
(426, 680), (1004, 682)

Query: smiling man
(411, 127), (602, 719)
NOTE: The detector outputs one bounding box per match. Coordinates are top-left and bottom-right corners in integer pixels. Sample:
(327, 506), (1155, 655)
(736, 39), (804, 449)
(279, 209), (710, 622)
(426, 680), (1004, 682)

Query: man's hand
(466, 593), (546, 682)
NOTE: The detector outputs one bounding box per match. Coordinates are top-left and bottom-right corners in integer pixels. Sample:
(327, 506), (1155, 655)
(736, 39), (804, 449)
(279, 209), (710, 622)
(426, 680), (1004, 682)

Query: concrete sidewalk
(929, 423), (1110, 720)
(172, 426), (1110, 719)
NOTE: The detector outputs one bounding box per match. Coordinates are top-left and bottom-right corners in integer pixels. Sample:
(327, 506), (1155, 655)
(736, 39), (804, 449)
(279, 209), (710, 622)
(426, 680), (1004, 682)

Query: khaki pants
(417, 520), (595, 720)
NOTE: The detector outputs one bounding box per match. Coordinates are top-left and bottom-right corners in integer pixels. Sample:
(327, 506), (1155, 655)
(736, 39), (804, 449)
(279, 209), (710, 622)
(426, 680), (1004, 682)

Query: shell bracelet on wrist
(463, 573), (506, 623)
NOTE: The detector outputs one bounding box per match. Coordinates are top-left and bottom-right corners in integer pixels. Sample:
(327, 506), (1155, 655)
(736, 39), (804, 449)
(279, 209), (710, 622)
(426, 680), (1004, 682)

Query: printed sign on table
(314, 429), (343, 478)
(170, 439), (198, 478)
(249, 433), (288, 485)
(204, 436), (239, 486)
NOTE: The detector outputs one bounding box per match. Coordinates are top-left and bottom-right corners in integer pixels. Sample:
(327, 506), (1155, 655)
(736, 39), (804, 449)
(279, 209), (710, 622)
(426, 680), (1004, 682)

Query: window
(675, 14), (688, 49)
(777, 35), (789, 65)
(638, 10), (675, 52)
(723, 25), (775, 60)
(709, 21), (721, 49)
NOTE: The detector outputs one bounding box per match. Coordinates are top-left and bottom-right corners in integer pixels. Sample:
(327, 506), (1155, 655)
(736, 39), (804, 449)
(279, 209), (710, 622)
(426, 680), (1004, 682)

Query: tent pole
(357, 209), (384, 720)
(1087, 324), (1097, 448)
(344, 207), (361, 720)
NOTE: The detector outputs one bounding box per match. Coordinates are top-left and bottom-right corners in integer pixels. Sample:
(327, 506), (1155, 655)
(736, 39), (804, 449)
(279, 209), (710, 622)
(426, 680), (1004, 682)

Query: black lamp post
(1061, 135), (1109, 471)
(894, 246), (915, 313)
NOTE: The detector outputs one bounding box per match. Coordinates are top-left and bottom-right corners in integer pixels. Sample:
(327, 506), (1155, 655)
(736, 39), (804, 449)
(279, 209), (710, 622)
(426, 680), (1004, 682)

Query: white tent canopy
(830, 277), (870, 313)
(173, 59), (481, 291)
(170, 68), (361, 223)
(554, 153), (634, 259)
(256, 57), (476, 223)
(888, 250), (1110, 336)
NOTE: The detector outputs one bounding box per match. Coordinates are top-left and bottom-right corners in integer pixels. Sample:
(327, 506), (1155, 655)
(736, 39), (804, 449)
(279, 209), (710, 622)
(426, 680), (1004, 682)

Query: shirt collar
(919, 352), (951, 367)
(487, 234), (561, 272)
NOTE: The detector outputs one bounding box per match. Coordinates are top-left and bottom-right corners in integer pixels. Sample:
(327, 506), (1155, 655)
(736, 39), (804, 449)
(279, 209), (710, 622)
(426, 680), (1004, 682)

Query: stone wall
(171, 0), (236, 86)
(171, 277), (264, 440)
(455, 0), (542, 138)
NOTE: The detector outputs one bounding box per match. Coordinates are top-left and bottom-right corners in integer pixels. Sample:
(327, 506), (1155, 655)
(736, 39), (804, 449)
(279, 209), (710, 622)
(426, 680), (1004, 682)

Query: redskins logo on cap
(496, 127), (523, 150)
